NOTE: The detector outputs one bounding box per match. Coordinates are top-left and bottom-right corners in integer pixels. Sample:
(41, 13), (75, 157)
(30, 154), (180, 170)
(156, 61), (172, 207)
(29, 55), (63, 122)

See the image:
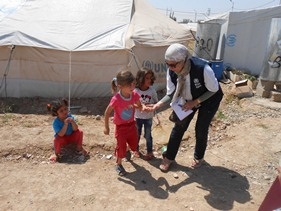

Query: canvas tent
(198, 6), (281, 81)
(0, 0), (192, 98)
(224, 6), (281, 81)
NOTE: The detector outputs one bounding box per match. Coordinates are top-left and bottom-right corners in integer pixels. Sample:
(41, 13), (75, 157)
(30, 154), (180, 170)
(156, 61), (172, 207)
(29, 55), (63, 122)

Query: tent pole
(68, 51), (72, 112)
(68, 51), (81, 111)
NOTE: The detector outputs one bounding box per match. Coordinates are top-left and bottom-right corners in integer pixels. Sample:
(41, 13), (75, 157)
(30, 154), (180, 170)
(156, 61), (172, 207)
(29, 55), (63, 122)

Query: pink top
(109, 90), (140, 125)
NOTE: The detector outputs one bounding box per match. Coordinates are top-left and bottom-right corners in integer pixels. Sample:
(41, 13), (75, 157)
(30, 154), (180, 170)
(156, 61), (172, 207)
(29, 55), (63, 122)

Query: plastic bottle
(161, 146), (167, 158)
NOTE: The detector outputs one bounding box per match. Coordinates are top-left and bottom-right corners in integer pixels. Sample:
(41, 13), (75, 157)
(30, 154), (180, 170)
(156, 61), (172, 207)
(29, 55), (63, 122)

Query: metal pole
(229, 0), (234, 11)
(194, 10), (197, 22)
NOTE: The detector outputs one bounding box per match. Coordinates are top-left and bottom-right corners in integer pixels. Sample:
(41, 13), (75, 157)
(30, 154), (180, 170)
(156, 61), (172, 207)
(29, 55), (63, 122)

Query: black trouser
(165, 92), (222, 161)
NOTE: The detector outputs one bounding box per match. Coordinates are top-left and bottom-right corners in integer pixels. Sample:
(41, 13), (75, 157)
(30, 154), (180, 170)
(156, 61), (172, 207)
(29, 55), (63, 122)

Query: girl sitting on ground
(47, 98), (88, 163)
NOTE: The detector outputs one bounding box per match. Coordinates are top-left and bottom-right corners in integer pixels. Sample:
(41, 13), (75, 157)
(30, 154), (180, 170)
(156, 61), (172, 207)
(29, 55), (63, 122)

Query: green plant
(216, 110), (227, 120)
(1, 105), (12, 113)
(1, 113), (14, 124)
(256, 123), (269, 129)
(230, 69), (257, 82)
(243, 73), (257, 81)
(225, 93), (239, 105)
(231, 69), (244, 75)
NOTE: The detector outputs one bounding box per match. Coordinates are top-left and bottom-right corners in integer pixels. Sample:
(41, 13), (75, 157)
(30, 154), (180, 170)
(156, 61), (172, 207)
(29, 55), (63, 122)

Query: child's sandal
(143, 153), (154, 161)
(49, 154), (61, 163)
(133, 151), (141, 158)
(115, 164), (126, 176)
(191, 158), (204, 168)
(49, 154), (57, 163)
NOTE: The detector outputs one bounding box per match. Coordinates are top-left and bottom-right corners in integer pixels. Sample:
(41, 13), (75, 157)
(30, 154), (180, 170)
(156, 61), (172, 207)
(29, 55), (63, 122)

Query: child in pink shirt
(104, 70), (146, 176)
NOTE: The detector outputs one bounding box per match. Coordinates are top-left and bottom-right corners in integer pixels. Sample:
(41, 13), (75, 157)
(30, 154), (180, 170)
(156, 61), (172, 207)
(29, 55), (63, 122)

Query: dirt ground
(0, 82), (281, 211)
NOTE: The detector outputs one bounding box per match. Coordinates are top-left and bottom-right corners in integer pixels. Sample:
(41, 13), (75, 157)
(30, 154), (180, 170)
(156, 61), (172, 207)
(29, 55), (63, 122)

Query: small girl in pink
(104, 70), (146, 176)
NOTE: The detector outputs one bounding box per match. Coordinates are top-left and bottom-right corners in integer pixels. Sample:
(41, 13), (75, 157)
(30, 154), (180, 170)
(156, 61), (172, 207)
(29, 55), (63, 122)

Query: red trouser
(259, 176), (281, 211)
(53, 129), (83, 154)
(115, 121), (138, 158)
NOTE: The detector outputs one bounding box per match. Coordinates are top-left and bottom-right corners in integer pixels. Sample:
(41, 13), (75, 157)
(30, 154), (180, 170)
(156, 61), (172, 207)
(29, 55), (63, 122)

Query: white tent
(200, 6), (281, 80)
(224, 6), (281, 80)
(0, 0), (192, 98)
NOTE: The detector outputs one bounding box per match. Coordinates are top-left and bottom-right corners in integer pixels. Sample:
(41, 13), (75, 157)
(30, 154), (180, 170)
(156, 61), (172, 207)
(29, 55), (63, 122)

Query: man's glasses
(165, 61), (179, 68)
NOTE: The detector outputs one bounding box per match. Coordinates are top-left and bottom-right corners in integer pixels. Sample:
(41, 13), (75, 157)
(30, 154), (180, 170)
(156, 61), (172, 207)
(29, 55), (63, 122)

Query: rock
(173, 173), (179, 179)
(106, 154), (112, 160)
(271, 91), (281, 102)
(264, 176), (271, 180)
(23, 153), (32, 159)
(95, 115), (101, 120)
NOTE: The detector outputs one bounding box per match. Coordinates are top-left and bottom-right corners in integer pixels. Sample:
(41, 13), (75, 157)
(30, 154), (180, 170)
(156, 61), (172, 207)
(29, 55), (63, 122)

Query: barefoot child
(47, 98), (87, 162)
(135, 68), (158, 160)
(103, 70), (146, 176)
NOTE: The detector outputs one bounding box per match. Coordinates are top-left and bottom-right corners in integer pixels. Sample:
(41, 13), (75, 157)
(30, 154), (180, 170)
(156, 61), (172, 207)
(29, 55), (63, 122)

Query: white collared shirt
(166, 64), (219, 100)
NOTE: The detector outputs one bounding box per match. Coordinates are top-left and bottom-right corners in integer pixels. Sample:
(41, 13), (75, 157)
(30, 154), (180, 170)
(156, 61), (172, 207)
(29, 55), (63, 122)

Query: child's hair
(111, 69), (135, 94)
(47, 98), (68, 116)
(135, 67), (156, 88)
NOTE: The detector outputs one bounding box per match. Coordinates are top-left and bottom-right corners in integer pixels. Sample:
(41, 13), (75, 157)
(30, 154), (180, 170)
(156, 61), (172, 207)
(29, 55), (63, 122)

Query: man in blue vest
(152, 43), (223, 172)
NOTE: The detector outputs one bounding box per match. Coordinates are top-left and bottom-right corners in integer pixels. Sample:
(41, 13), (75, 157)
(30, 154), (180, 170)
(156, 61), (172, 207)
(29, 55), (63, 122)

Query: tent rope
(0, 45), (15, 98)
(128, 49), (141, 71)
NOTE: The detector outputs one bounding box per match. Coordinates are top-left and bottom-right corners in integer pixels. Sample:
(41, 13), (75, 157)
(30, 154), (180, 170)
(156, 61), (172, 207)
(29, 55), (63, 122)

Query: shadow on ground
(118, 160), (169, 199)
(119, 158), (251, 210)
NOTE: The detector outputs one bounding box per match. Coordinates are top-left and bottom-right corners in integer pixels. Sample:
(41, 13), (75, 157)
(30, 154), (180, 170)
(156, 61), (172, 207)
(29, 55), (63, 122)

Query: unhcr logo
(226, 34), (236, 47)
(142, 60), (167, 80)
(142, 60), (167, 73)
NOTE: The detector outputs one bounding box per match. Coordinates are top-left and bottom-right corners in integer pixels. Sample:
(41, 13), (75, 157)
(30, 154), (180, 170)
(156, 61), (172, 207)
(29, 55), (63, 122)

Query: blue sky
(146, 0), (280, 21)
